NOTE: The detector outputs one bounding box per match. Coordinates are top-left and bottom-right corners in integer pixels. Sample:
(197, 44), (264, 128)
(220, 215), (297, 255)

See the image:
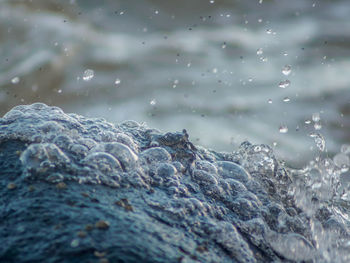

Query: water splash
(309, 132), (326, 152)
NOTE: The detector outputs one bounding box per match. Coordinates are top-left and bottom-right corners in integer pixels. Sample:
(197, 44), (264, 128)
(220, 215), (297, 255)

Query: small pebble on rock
(95, 220), (110, 229)
(7, 183), (17, 190)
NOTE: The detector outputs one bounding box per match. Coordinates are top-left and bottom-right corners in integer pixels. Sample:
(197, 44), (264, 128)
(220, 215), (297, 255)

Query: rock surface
(0, 103), (347, 262)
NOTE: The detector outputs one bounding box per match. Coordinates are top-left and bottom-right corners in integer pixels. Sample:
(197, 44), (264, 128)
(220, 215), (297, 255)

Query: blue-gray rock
(0, 103), (348, 263)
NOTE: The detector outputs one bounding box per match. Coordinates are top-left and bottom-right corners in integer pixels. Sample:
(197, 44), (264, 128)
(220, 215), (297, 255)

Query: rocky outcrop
(0, 103), (342, 262)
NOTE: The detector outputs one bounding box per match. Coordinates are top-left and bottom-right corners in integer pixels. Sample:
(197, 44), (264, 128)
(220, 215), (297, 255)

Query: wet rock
(95, 220), (110, 230)
(0, 103), (346, 263)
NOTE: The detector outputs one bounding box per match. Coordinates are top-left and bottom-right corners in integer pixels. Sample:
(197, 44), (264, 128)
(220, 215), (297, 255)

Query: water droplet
(222, 43), (227, 49)
(212, 68), (218, 74)
(209, 0), (215, 3)
(248, 78), (253, 82)
(11, 77), (20, 84)
(312, 112), (320, 122)
(187, 62), (191, 67)
(333, 153), (349, 169)
(279, 125), (288, 133)
(172, 79), (179, 88)
(305, 120), (311, 124)
(283, 97), (290, 102)
(283, 52), (288, 56)
(309, 132), (325, 152)
(314, 123), (322, 130)
(266, 29), (273, 34)
(259, 0), (263, 4)
(267, 99), (272, 104)
(154, 10), (159, 14)
(312, 2), (316, 7)
(341, 144), (350, 154)
(278, 80), (290, 89)
(256, 48), (263, 55)
(254, 145), (262, 152)
(282, 65), (292, 76)
(83, 69), (94, 81)
(115, 78), (121, 85)
(58, 89), (62, 94)
(261, 57), (268, 62)
(150, 99), (157, 105)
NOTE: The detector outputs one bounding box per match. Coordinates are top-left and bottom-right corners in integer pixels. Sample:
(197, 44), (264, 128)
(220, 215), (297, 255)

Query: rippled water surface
(1, 0), (350, 166)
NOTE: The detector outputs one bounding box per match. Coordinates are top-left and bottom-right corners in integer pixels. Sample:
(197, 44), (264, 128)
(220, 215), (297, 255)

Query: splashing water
(287, 133), (350, 262)
(309, 132), (326, 152)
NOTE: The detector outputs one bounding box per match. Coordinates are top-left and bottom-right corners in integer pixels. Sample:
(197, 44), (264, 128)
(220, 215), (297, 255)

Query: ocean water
(0, 0), (350, 167)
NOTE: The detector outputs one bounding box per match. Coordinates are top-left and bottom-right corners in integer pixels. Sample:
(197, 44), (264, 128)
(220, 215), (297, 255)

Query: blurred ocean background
(1, 0), (350, 166)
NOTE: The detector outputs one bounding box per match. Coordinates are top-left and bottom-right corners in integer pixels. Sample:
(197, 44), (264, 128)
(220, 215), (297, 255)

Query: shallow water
(0, 0), (350, 166)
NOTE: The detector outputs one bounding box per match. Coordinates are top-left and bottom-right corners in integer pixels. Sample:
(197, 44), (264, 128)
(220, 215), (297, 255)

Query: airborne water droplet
(256, 48), (263, 55)
(83, 69), (94, 81)
(282, 65), (292, 76)
(283, 97), (290, 102)
(150, 99), (157, 105)
(115, 78), (121, 85)
(333, 153), (349, 170)
(278, 80), (290, 88)
(312, 112), (320, 122)
(11, 77), (20, 84)
(279, 125), (288, 133)
(314, 122), (322, 130)
(266, 29), (273, 34)
(341, 144), (350, 154)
